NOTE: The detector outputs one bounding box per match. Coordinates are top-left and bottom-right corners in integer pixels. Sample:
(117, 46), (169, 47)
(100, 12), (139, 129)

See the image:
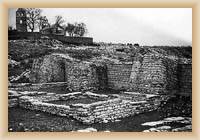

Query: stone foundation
(9, 82), (68, 91)
(10, 90), (171, 124)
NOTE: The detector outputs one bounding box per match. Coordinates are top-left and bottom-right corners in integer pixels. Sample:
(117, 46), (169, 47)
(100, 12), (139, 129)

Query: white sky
(9, 8), (192, 46)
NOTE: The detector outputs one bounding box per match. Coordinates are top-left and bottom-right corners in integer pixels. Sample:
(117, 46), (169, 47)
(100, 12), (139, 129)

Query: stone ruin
(9, 90), (170, 124)
(29, 53), (107, 91)
(29, 50), (192, 96)
(8, 46), (192, 125)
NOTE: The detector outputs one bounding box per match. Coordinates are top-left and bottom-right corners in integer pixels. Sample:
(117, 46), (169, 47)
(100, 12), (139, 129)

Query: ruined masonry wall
(69, 95), (170, 124)
(178, 64), (192, 96)
(29, 53), (191, 95)
(65, 62), (99, 91)
(30, 54), (100, 91)
(16, 91), (170, 124)
(107, 64), (132, 90)
(106, 53), (191, 95)
(30, 55), (66, 83)
(136, 54), (178, 94)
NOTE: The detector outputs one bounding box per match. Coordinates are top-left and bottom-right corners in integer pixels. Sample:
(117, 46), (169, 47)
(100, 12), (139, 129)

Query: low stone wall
(8, 31), (41, 40)
(17, 91), (109, 118)
(9, 82), (68, 91)
(8, 90), (57, 107)
(69, 93), (170, 124)
(47, 34), (93, 45)
(19, 96), (70, 116)
(15, 90), (171, 124)
(8, 31), (93, 45)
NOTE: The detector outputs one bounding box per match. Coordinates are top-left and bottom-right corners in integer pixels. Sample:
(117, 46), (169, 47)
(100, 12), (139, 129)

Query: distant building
(16, 8), (27, 32)
(40, 24), (65, 36)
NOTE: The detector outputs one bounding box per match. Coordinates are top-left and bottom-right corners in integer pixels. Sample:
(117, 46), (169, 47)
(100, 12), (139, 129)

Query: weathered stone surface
(29, 54), (107, 91)
(106, 50), (191, 95)
(65, 62), (99, 91)
(30, 54), (71, 83)
(16, 91), (169, 124)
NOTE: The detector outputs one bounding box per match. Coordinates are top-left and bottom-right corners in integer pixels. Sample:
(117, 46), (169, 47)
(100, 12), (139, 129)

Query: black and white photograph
(8, 8), (192, 132)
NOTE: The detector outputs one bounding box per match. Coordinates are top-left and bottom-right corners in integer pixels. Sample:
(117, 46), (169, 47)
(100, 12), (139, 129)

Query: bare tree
(52, 15), (65, 33)
(54, 15), (65, 27)
(38, 16), (50, 31)
(26, 8), (42, 32)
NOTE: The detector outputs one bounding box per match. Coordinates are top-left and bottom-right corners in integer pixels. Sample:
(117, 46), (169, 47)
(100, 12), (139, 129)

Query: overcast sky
(9, 8), (192, 46)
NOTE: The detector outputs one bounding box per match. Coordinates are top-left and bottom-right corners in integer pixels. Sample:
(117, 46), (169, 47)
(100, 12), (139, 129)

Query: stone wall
(106, 52), (191, 95)
(8, 31), (93, 45)
(16, 90), (171, 124)
(8, 31), (41, 40)
(30, 54), (106, 91)
(73, 95), (169, 124)
(65, 62), (99, 91)
(30, 54), (67, 83)
(9, 82), (68, 91)
(177, 64), (192, 96)
(107, 63), (132, 90)
(47, 34), (93, 45)
(19, 96), (70, 116)
(135, 53), (178, 94)
(29, 51), (191, 95)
